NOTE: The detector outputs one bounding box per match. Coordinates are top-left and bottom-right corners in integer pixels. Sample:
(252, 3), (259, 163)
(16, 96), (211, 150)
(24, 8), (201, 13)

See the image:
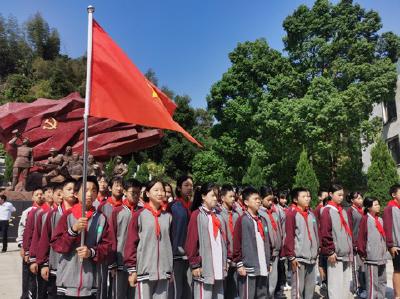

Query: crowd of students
(16, 174), (400, 299)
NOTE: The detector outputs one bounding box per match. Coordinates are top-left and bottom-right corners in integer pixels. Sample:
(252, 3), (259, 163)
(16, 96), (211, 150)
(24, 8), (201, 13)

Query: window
(387, 136), (400, 165)
(383, 99), (397, 124)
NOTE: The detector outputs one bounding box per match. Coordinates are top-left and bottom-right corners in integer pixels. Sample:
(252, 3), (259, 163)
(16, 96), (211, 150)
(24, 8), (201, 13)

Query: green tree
(2, 74), (33, 102)
(293, 148), (320, 207)
(367, 139), (399, 206)
(104, 157), (116, 179)
(125, 157), (138, 180)
(192, 150), (232, 185)
(207, 0), (399, 189)
(25, 12), (60, 60)
(135, 163), (150, 184)
(4, 153), (13, 184)
(242, 156), (265, 189)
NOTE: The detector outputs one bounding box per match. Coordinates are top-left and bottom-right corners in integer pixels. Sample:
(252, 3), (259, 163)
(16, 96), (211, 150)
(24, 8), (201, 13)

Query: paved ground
(0, 242), (396, 298)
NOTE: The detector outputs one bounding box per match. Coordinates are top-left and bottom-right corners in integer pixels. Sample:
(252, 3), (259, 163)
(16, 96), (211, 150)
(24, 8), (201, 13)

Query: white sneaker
(282, 283), (291, 291)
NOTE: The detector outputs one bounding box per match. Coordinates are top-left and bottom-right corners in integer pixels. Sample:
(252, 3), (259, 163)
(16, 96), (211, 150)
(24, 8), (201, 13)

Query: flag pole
(81, 5), (95, 248)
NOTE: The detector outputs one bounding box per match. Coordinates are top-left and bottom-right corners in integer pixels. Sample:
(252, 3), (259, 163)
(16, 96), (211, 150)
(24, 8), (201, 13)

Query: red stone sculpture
(0, 92), (163, 162)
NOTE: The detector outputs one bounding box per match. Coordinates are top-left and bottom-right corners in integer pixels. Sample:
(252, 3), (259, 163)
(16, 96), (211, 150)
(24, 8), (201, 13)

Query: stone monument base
(3, 190), (33, 201)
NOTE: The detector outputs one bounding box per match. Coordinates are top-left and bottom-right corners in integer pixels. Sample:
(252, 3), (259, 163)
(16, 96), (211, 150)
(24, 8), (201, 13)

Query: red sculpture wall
(0, 92), (163, 161)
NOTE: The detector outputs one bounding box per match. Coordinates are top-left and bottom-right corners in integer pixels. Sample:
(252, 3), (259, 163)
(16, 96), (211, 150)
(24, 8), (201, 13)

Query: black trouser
(57, 296), (96, 299)
(47, 274), (57, 299)
(28, 266), (48, 299)
(0, 220), (9, 251)
(21, 260), (30, 299)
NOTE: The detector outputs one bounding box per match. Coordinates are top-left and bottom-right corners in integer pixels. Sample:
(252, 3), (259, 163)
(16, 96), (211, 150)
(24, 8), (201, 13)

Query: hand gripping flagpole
(81, 5), (95, 249)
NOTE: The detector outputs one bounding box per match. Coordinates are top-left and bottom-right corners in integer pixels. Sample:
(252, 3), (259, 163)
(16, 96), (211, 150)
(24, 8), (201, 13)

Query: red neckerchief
(40, 203), (50, 212)
(327, 201), (352, 237)
(228, 210), (234, 236)
(97, 194), (107, 202)
(388, 200), (400, 209)
(370, 214), (385, 238)
(352, 204), (364, 216)
(107, 196), (123, 207)
(203, 206), (221, 239)
(71, 203), (95, 220)
(294, 206), (312, 241)
(177, 197), (191, 211)
(266, 207), (278, 231)
(144, 203), (162, 239)
(122, 198), (137, 211)
(250, 213), (265, 240)
(290, 203), (297, 210)
(32, 202), (40, 208)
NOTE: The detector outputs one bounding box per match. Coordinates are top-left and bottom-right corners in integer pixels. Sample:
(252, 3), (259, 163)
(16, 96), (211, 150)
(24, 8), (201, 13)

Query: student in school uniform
(347, 191), (366, 297)
(233, 186), (271, 299)
(51, 176), (113, 298)
(169, 175), (194, 299)
(234, 187), (246, 217)
(124, 179), (173, 299)
(94, 175), (109, 209)
(314, 190), (328, 290)
(185, 183), (229, 299)
(22, 186), (48, 299)
(219, 184), (240, 299)
(383, 184), (400, 298)
(97, 176), (125, 299)
(283, 187), (319, 299)
(109, 178), (141, 299)
(357, 197), (387, 299)
(37, 180), (76, 299)
(18, 188), (44, 299)
(320, 184), (353, 299)
(259, 186), (283, 298)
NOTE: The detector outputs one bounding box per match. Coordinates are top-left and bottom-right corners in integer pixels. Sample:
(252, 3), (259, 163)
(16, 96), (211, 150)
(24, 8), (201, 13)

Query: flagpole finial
(87, 5), (95, 13)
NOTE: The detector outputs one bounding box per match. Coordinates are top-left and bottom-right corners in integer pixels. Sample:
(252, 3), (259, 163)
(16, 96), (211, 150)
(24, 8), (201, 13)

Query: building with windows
(362, 61), (400, 171)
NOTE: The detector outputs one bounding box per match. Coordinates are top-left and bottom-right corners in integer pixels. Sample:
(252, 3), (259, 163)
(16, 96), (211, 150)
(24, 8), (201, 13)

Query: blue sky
(1, 0), (399, 108)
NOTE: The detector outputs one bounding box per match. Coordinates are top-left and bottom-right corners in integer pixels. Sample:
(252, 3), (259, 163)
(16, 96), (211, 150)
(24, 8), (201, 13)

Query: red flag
(89, 20), (201, 146)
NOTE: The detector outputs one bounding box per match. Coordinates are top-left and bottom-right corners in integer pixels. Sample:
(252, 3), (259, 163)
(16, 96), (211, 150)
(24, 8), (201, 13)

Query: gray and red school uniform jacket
(283, 207), (319, 264)
(383, 200), (400, 250)
(220, 205), (240, 260)
(259, 205), (283, 259)
(313, 203), (323, 225)
(109, 199), (140, 271)
(93, 194), (108, 210)
(233, 211), (272, 276)
(357, 213), (386, 265)
(29, 204), (52, 263)
(320, 202), (353, 261)
(185, 206), (229, 284)
(22, 203), (49, 260)
(50, 204), (113, 297)
(234, 201), (246, 217)
(169, 198), (191, 260)
(37, 204), (69, 274)
(98, 197), (121, 219)
(124, 205), (173, 281)
(347, 205), (364, 249)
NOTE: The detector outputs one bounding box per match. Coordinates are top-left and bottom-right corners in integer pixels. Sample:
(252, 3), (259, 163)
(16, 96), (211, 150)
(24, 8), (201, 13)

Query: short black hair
(125, 179), (141, 189)
(318, 189), (328, 197)
(220, 184), (234, 197)
(143, 179), (165, 202)
(242, 186), (259, 202)
(175, 175), (193, 198)
(109, 176), (125, 189)
(53, 183), (64, 192)
(390, 184), (400, 197)
(260, 186), (274, 199)
(0, 194), (7, 201)
(363, 196), (379, 214)
(74, 176), (99, 193)
(290, 187), (308, 202)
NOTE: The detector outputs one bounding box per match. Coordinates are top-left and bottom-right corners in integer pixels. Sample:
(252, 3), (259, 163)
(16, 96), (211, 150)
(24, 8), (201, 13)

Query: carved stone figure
(87, 154), (102, 177)
(43, 148), (65, 183)
(113, 156), (128, 178)
(67, 152), (83, 179)
(8, 130), (33, 191)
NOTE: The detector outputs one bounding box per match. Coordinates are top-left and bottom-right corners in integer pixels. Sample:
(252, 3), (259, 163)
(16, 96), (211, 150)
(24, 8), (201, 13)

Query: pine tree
(293, 148), (320, 207)
(367, 139), (399, 206)
(125, 157), (138, 180)
(242, 156), (265, 189)
(135, 163), (150, 184)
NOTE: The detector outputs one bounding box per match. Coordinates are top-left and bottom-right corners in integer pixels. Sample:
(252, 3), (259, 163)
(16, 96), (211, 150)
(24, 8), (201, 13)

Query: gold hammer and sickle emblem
(42, 117), (58, 130)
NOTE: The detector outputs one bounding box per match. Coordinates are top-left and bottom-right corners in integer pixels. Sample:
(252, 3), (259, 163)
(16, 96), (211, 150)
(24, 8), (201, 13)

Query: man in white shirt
(0, 194), (16, 252)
